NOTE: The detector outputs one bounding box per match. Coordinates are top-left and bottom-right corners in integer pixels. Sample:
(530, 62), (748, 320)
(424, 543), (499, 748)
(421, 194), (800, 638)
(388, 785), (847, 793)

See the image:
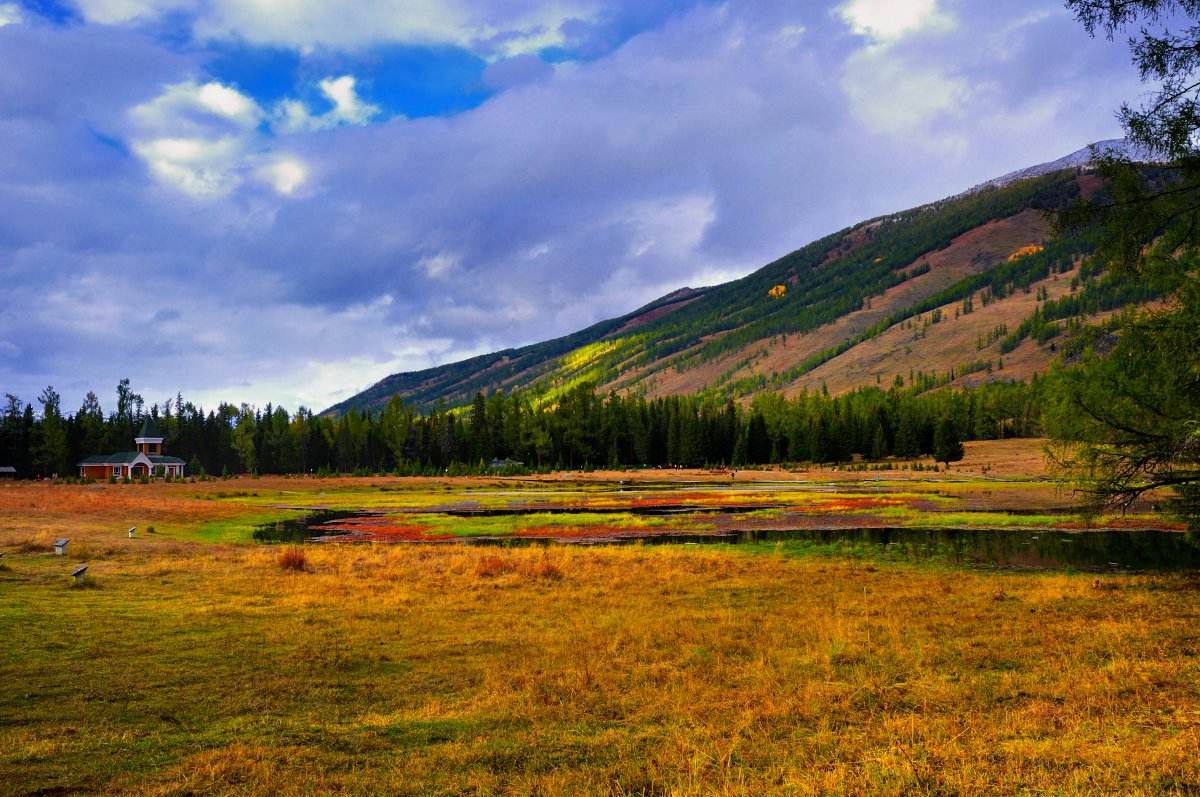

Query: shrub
(526, 556), (564, 581)
(474, 555), (516, 578)
(278, 547), (308, 572)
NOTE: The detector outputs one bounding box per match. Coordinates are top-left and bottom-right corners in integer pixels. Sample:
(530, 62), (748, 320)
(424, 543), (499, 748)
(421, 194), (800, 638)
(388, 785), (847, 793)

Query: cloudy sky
(0, 0), (1146, 414)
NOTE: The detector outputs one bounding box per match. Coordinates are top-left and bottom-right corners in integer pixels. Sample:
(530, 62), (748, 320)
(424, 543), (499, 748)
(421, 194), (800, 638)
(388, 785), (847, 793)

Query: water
(737, 527), (1200, 572)
(254, 511), (1200, 572)
(252, 511), (364, 543)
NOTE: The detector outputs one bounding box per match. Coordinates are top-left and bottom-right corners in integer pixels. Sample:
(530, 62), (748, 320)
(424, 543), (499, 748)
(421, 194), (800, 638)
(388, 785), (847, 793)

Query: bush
(474, 555), (516, 578)
(527, 556), (564, 581)
(278, 547), (307, 572)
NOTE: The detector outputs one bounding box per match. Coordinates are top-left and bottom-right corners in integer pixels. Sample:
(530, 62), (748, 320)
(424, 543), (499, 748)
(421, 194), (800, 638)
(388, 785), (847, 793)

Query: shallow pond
(254, 511), (1200, 572)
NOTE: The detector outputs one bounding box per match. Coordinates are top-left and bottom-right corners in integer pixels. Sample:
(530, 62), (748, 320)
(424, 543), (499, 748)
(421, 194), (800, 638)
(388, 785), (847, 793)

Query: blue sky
(0, 0), (1150, 413)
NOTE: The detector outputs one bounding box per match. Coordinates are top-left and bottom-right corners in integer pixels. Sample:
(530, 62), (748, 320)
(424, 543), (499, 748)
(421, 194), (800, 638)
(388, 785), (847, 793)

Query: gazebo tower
(135, 418), (164, 456)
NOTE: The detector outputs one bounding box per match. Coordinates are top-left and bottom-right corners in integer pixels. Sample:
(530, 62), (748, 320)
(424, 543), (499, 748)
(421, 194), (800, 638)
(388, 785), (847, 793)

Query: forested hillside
(0, 377), (1041, 477)
(328, 145), (1163, 416)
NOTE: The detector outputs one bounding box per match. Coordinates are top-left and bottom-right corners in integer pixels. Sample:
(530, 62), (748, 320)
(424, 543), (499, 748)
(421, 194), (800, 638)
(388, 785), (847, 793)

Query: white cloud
(72, 0), (193, 25)
(132, 135), (246, 196)
(624, 195), (716, 259)
(256, 157), (309, 196)
(838, 0), (953, 43)
(127, 77), (373, 196)
(131, 80), (262, 133)
(128, 80), (263, 196)
(272, 76), (380, 133)
(320, 76), (375, 124)
(773, 24), (807, 47)
(416, 252), (460, 280)
(0, 3), (23, 26)
(68, 0), (597, 57)
(842, 47), (968, 137)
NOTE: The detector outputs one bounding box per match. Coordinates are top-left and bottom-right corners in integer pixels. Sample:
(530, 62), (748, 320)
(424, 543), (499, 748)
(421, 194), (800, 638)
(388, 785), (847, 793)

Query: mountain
(325, 142), (1161, 416)
(963, 139), (1155, 194)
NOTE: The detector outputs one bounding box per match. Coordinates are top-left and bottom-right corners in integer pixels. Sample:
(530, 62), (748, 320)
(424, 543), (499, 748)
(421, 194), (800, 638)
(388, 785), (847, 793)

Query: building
(0, 466), (15, 479)
(77, 418), (186, 480)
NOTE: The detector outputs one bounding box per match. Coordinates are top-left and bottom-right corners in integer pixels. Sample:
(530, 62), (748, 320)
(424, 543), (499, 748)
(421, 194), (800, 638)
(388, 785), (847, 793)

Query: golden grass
(0, 459), (1193, 795)
(2, 538), (1199, 796)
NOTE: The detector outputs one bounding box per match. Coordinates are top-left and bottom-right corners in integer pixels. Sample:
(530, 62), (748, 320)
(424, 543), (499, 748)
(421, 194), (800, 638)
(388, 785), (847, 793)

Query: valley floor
(2, 440), (1198, 796)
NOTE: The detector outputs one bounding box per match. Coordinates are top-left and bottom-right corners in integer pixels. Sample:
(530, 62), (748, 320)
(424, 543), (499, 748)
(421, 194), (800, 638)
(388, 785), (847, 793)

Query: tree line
(0, 377), (1050, 479)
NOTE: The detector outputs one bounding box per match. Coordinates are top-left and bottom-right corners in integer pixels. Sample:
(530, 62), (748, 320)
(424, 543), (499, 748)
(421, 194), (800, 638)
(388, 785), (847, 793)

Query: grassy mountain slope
(327, 158), (1153, 415)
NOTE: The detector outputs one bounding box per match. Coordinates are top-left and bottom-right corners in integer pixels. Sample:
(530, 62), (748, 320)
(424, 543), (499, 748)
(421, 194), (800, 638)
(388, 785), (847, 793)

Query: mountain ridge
(326, 141), (1154, 416)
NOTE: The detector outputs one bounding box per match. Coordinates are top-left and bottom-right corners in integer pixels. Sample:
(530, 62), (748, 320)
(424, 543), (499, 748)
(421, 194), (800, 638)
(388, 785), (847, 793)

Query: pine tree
(933, 415), (965, 468)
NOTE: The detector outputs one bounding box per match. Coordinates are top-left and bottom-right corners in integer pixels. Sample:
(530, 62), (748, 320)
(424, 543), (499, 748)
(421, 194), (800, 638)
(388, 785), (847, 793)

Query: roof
(77, 452), (185, 466)
(77, 452), (141, 465)
(0, 466), (15, 474)
(136, 417), (163, 440)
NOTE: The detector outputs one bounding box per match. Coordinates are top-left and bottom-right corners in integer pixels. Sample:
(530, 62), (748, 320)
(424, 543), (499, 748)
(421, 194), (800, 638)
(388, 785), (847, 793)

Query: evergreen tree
(933, 415), (965, 468)
(35, 386), (67, 477)
(1054, 0), (1200, 530)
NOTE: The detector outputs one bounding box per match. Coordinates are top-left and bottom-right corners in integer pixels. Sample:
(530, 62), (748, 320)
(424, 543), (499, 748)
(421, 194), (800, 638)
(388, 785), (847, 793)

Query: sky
(0, 0), (1149, 415)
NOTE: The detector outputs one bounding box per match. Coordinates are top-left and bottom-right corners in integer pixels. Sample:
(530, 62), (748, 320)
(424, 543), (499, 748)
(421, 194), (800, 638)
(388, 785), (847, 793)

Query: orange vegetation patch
(795, 496), (909, 513)
(1008, 244), (1045, 261)
(0, 481), (245, 538)
(316, 517), (453, 541)
(627, 493), (728, 508)
(514, 524), (665, 539)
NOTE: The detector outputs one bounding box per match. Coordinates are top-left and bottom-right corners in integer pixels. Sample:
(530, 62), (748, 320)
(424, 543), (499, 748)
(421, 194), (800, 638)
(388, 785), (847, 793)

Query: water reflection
(254, 512), (1200, 572)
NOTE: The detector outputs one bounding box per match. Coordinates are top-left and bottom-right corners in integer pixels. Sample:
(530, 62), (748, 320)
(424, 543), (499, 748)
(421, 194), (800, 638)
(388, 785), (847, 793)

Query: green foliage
(0, 377), (1048, 477)
(933, 415), (966, 466)
(1051, 1), (1200, 531)
(1045, 281), (1200, 532)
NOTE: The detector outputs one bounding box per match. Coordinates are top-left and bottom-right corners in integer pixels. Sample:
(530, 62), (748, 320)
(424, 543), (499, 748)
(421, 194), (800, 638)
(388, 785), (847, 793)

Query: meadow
(2, 440), (1198, 796)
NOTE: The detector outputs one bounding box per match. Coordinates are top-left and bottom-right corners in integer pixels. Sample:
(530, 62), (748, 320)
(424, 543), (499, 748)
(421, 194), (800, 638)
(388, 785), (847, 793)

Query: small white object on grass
(128, 527), (136, 538)
(54, 539), (69, 555)
(71, 564), (88, 584)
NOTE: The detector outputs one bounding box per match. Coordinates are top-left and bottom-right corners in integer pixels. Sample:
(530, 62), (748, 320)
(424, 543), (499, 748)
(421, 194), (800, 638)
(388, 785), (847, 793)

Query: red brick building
(77, 418), (185, 480)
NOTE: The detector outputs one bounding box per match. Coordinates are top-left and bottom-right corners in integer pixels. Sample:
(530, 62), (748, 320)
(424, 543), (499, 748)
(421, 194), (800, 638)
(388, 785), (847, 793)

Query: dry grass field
(2, 440), (1198, 796)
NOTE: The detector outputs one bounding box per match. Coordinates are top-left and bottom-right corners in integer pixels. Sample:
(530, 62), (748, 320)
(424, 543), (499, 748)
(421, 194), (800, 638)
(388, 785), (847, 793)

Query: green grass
(172, 509), (309, 543)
